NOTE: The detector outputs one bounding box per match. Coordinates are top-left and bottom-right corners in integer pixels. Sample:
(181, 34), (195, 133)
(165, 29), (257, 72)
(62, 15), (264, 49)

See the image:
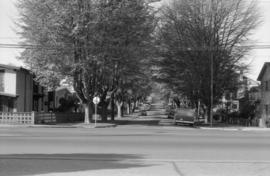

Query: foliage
(239, 99), (260, 119)
(17, 0), (155, 122)
(155, 0), (260, 117)
(57, 95), (79, 112)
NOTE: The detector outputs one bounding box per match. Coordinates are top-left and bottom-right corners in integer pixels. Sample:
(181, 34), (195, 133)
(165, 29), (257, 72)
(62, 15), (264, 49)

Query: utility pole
(210, 49), (213, 127)
(209, 0), (214, 127)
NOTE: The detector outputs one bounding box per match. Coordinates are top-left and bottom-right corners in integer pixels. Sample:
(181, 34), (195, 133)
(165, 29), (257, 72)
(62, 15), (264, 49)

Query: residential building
(257, 62), (270, 127)
(222, 71), (259, 112)
(47, 86), (80, 112)
(0, 64), (47, 112)
(249, 86), (261, 102)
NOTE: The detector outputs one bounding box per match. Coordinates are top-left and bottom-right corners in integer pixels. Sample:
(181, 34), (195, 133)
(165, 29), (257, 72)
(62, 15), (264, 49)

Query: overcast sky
(0, 0), (270, 80)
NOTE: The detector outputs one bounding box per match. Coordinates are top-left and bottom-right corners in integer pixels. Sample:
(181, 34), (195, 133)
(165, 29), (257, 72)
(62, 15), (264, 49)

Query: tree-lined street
(0, 0), (270, 175)
(1, 125), (270, 176)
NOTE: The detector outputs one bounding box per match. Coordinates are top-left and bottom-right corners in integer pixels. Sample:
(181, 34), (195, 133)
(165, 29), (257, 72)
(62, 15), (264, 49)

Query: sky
(0, 0), (270, 80)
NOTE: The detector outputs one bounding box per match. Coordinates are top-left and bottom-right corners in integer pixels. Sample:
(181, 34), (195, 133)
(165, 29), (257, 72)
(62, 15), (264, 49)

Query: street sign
(93, 97), (100, 105)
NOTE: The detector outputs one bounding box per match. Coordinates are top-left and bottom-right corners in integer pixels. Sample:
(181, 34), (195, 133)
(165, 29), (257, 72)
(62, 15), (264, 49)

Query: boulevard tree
(155, 0), (260, 119)
(18, 0), (155, 123)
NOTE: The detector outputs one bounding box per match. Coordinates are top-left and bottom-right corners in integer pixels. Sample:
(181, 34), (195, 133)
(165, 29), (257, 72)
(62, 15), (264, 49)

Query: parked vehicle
(174, 108), (204, 126)
(138, 103), (151, 116)
(167, 109), (175, 119)
(165, 105), (176, 119)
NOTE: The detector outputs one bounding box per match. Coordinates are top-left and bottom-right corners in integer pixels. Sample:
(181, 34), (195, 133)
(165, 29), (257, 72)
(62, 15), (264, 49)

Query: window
(265, 105), (269, 115)
(0, 70), (4, 92)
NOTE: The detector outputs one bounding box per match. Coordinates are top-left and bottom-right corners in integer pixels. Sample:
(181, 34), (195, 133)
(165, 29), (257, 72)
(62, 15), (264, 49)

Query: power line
(1, 43), (270, 50)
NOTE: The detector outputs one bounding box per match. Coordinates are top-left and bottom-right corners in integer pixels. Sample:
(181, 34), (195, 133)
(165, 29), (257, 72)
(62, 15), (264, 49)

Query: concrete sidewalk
(27, 159), (270, 176)
(0, 122), (117, 128)
(199, 126), (270, 131)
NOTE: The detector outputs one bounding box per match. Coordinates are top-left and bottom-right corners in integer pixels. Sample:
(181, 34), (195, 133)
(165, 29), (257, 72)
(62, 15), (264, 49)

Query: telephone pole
(210, 0), (214, 127)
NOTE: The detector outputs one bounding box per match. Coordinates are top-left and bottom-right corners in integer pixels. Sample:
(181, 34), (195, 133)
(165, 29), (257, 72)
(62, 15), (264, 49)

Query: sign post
(93, 97), (100, 127)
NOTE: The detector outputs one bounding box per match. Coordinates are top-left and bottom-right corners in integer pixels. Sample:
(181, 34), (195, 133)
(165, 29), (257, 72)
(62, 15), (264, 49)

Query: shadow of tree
(0, 153), (150, 176)
(114, 119), (160, 126)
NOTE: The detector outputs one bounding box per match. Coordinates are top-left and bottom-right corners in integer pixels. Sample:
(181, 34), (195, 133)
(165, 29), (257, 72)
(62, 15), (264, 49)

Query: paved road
(1, 126), (270, 176)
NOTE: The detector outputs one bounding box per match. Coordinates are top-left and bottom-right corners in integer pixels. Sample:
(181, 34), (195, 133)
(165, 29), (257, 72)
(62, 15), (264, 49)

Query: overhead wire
(1, 43), (270, 50)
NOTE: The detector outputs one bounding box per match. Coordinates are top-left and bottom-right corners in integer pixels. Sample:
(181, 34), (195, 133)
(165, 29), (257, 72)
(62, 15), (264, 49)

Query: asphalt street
(1, 125), (270, 176)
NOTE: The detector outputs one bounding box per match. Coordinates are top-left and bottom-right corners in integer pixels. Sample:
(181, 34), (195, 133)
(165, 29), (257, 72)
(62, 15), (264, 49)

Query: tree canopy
(18, 0), (156, 123)
(155, 0), (260, 116)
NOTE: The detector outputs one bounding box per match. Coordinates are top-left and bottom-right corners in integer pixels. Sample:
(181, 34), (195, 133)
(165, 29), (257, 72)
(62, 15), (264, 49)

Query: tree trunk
(132, 100), (137, 113)
(206, 105), (211, 124)
(135, 100), (139, 109)
(83, 103), (92, 124)
(101, 102), (109, 122)
(116, 101), (123, 118)
(127, 102), (130, 115)
(121, 105), (124, 117)
(111, 94), (115, 121)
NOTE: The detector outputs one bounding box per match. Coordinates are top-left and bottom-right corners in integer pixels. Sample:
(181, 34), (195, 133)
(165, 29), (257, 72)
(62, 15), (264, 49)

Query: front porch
(0, 93), (17, 112)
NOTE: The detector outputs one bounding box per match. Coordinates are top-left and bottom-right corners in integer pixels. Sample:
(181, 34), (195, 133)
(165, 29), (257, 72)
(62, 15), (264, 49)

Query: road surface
(1, 125), (270, 176)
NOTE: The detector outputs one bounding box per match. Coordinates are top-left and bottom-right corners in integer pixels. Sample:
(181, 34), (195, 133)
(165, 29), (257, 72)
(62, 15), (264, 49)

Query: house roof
(0, 92), (18, 98)
(55, 86), (75, 93)
(257, 62), (270, 81)
(0, 64), (29, 72)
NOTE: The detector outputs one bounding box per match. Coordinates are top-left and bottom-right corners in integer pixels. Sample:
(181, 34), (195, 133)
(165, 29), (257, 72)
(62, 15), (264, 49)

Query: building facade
(0, 64), (47, 112)
(257, 62), (270, 127)
(221, 72), (259, 113)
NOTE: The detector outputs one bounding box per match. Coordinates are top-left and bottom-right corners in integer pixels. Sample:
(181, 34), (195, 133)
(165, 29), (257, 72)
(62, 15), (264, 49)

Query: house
(0, 64), (47, 112)
(47, 86), (80, 112)
(221, 71), (259, 112)
(237, 73), (259, 99)
(249, 86), (261, 102)
(257, 62), (270, 127)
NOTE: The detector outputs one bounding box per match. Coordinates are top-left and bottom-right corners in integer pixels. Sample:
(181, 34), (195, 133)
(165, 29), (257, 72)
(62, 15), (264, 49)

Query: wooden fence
(0, 112), (34, 124)
(34, 112), (84, 124)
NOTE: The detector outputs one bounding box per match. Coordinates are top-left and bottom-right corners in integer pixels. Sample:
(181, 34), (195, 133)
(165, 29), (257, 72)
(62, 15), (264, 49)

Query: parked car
(165, 105), (176, 119)
(167, 109), (175, 119)
(138, 103), (151, 116)
(174, 108), (204, 126)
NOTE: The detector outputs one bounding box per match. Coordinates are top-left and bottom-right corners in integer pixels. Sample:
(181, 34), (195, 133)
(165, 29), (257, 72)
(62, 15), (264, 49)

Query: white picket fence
(0, 112), (34, 124)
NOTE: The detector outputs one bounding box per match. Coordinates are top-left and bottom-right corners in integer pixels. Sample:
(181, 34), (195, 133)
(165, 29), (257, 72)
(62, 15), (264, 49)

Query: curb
(199, 127), (270, 132)
(0, 123), (117, 129)
(199, 127), (241, 131)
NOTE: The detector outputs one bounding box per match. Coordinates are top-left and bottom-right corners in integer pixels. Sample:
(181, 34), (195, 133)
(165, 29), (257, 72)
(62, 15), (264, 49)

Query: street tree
(155, 0), (260, 118)
(18, 0), (155, 123)
(86, 0), (156, 120)
(18, 0), (114, 124)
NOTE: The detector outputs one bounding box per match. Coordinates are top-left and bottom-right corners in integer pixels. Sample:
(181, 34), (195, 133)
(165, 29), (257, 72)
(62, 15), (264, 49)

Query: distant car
(165, 105), (176, 119)
(174, 108), (204, 126)
(167, 109), (175, 119)
(139, 103), (151, 111)
(138, 103), (151, 116)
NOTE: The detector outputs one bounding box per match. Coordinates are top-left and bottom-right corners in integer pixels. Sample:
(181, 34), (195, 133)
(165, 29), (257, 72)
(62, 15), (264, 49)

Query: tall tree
(18, 0), (155, 122)
(18, 0), (109, 123)
(155, 0), (260, 118)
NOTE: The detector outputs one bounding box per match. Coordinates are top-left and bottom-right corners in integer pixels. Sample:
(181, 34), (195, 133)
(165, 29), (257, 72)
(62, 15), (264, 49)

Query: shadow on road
(0, 153), (151, 176)
(114, 119), (160, 126)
